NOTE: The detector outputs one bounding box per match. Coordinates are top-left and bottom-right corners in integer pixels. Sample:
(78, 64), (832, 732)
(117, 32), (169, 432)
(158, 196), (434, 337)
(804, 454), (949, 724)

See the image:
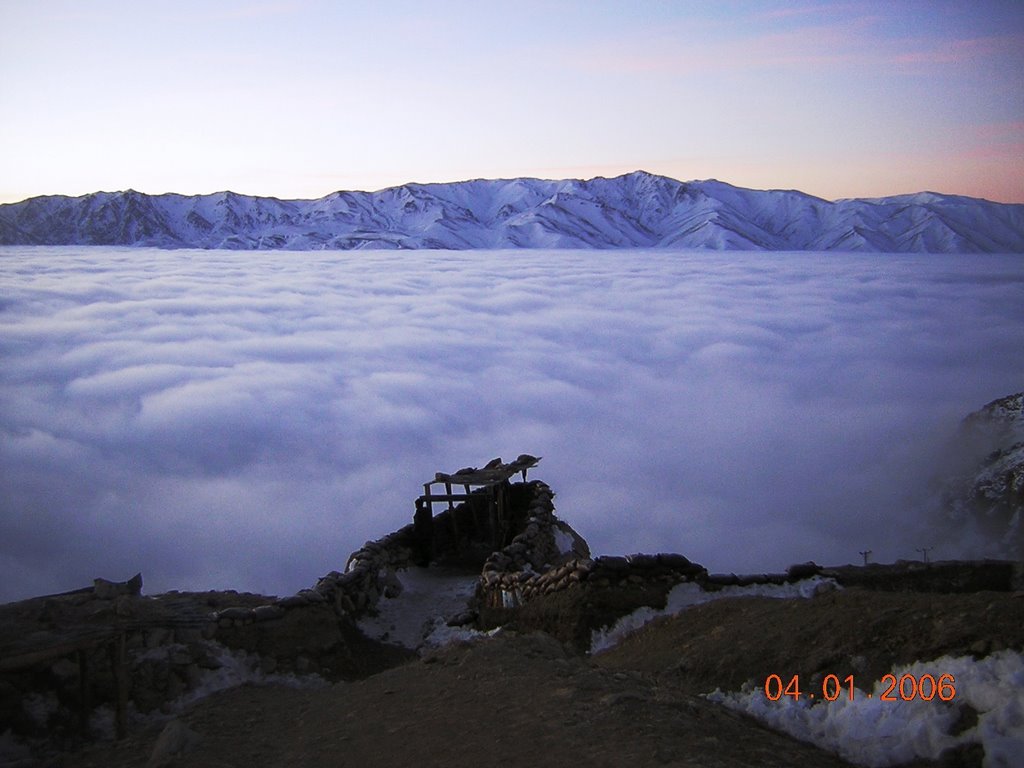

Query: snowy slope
(942, 392), (1024, 556)
(1, 171), (1022, 252)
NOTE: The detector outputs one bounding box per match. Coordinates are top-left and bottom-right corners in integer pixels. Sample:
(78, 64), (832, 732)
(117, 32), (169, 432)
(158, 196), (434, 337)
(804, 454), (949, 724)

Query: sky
(0, 0), (1023, 205)
(2, 247), (1023, 604)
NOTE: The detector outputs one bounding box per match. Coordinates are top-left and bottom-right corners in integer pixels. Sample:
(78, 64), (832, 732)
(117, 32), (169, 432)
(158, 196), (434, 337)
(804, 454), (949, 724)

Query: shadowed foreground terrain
(54, 585), (1024, 768)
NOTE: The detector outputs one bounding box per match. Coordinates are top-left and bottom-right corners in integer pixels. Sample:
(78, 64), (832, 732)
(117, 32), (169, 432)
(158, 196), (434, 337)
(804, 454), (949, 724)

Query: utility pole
(916, 546), (933, 564)
(859, 550), (872, 566)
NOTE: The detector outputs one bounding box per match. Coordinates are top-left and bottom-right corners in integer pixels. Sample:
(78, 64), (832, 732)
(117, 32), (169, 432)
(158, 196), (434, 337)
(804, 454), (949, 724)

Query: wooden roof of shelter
(431, 454), (540, 487)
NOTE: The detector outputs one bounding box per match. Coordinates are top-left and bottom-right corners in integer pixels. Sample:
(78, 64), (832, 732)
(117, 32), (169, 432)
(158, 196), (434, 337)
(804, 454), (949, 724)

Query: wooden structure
(414, 455), (539, 562)
(0, 625), (129, 739)
(0, 584), (213, 743)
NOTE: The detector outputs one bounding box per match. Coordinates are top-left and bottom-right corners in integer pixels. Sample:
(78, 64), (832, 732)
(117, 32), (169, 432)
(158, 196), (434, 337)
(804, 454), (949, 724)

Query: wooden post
(109, 633), (128, 740)
(77, 649), (90, 735)
(497, 485), (505, 546)
(489, 487), (499, 548)
(414, 498), (434, 565)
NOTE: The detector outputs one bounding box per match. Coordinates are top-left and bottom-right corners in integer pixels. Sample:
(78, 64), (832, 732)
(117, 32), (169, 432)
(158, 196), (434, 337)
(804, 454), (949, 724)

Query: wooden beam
(77, 649), (90, 735)
(0, 629), (118, 671)
(109, 633), (128, 740)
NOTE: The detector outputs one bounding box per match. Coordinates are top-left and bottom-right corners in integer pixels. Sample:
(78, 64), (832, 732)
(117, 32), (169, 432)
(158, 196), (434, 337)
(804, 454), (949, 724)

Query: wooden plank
(0, 629), (118, 671)
(496, 485), (505, 548)
(110, 633), (127, 739)
(489, 495), (498, 548)
(77, 649), (90, 735)
(431, 457), (539, 488)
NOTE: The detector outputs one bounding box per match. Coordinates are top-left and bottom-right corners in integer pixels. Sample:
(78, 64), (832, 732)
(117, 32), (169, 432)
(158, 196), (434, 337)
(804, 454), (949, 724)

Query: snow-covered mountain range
(2, 171), (1022, 252)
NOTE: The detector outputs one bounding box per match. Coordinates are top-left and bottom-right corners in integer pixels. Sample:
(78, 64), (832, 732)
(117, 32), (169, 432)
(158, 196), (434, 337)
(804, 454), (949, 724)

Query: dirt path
(62, 632), (856, 768)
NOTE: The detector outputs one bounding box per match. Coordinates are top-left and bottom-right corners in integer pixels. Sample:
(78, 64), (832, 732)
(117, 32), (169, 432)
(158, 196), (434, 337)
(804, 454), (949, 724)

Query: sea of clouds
(1, 246), (1022, 603)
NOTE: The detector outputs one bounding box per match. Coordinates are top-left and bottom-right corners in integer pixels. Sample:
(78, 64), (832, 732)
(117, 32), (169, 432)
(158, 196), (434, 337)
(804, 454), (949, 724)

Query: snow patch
(706, 650), (1024, 768)
(553, 525), (575, 555)
(356, 566), (484, 651)
(590, 577), (838, 654)
(21, 692), (59, 728)
(169, 644), (326, 712)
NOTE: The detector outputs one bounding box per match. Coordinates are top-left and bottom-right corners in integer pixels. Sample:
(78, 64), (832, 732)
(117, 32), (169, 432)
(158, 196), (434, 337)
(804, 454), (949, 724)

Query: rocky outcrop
(941, 392), (1024, 556)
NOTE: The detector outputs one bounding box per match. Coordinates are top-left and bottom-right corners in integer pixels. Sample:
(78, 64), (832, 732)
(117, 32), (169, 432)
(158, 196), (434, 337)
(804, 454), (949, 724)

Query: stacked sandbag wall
(477, 481), (705, 608)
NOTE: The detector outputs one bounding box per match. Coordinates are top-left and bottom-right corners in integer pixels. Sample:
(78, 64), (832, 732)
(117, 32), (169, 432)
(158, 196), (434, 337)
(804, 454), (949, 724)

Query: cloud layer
(2, 247), (1022, 603)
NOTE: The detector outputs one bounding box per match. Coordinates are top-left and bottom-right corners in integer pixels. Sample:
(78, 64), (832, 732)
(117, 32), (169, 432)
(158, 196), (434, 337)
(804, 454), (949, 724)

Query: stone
(382, 568), (404, 599)
(658, 553), (695, 571)
(175, 628), (203, 644)
(787, 561), (822, 580)
(114, 595), (137, 616)
(252, 604), (286, 622)
(627, 554), (659, 569)
(446, 610), (478, 627)
(970, 639), (991, 656)
(217, 607), (253, 621)
(195, 650), (224, 671)
(93, 572), (143, 600)
(146, 719), (201, 768)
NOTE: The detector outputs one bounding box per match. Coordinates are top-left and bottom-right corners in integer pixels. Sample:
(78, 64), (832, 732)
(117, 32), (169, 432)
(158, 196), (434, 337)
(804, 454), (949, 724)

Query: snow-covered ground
(356, 566), (488, 651)
(587, 577), (1022, 767)
(708, 651), (1024, 768)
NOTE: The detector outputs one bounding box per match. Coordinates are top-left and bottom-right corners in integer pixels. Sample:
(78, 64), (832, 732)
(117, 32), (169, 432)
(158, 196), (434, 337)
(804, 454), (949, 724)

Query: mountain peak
(1, 174), (1021, 252)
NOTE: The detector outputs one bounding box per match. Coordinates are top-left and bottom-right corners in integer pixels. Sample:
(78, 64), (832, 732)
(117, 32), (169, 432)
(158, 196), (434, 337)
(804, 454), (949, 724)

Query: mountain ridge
(2, 171), (1022, 252)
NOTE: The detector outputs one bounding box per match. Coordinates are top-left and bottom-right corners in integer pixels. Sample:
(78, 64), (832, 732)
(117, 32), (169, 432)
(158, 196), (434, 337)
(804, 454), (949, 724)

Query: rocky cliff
(941, 392), (1024, 557)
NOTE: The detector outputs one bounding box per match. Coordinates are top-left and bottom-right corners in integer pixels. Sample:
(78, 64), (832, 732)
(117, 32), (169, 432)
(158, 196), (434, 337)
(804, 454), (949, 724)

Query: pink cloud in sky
(566, 21), (872, 75)
(570, 20), (1020, 77)
(891, 33), (1024, 66)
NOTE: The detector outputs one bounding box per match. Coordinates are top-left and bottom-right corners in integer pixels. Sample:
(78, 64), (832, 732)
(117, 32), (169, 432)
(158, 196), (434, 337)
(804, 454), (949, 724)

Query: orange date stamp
(764, 673), (957, 702)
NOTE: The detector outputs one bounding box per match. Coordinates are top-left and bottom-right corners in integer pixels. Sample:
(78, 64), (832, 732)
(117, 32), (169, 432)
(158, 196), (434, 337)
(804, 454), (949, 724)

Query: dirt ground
(52, 586), (1024, 768)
